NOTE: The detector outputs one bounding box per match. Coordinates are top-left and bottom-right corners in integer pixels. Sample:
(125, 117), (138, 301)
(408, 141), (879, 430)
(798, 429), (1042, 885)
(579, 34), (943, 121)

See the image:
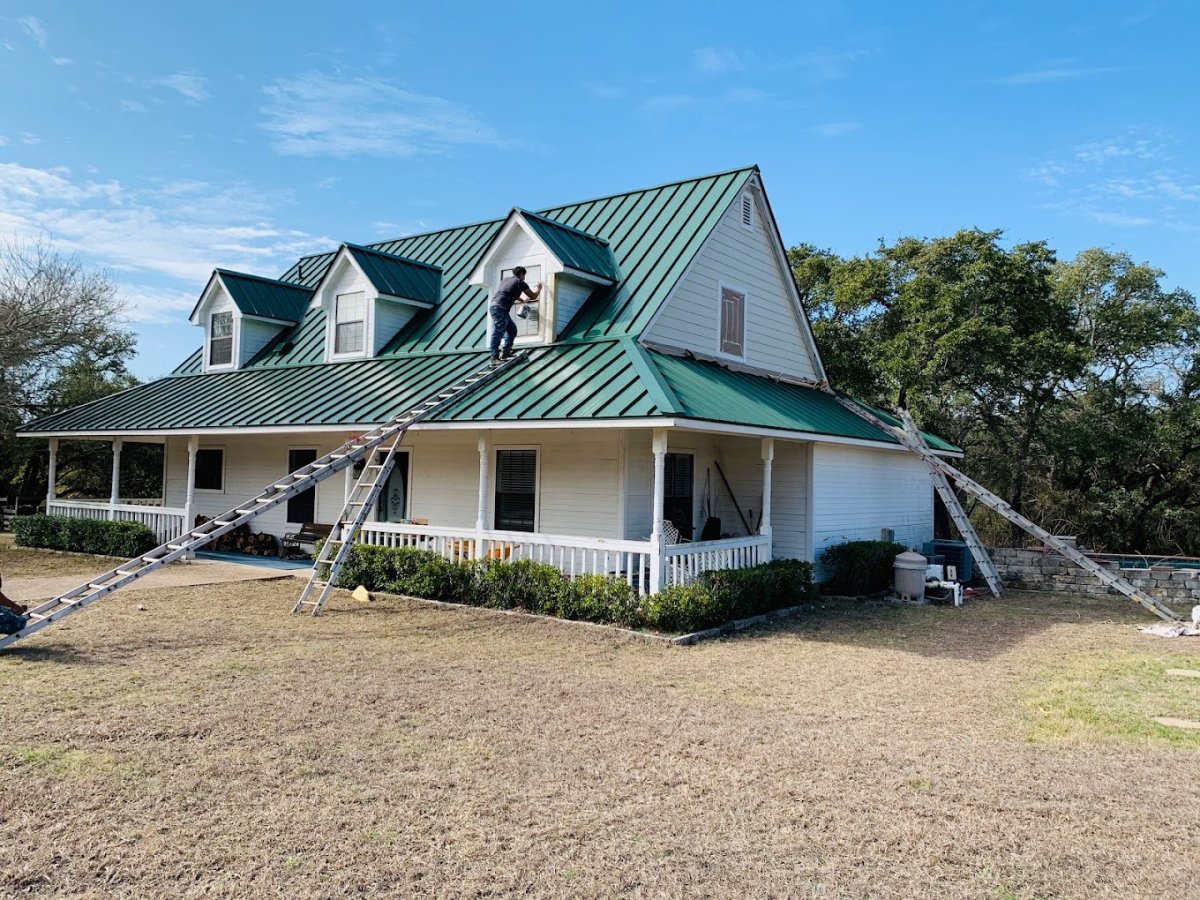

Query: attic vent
(741, 193), (753, 229)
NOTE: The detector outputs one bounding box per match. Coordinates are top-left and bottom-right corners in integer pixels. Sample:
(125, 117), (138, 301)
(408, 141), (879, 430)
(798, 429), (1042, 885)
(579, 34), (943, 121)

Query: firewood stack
(194, 516), (279, 556)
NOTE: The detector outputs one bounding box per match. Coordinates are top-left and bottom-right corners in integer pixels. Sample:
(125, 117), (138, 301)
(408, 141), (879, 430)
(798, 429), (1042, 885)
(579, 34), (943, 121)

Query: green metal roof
(339, 244), (442, 306)
(199, 270), (312, 323)
(516, 210), (620, 282)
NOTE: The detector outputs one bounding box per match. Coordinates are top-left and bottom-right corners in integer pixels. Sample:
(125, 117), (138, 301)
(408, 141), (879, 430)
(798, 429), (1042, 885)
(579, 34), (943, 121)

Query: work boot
(489, 355), (503, 368)
(500, 348), (515, 360)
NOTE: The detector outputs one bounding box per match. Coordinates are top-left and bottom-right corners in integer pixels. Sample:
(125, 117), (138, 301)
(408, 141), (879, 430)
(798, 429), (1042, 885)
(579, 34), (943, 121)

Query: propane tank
(894, 549), (929, 602)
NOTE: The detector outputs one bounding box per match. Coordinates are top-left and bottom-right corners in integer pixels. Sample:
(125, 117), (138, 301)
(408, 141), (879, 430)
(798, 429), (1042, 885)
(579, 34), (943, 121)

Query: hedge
(318, 542), (816, 634)
(818, 539), (908, 596)
(13, 514), (159, 558)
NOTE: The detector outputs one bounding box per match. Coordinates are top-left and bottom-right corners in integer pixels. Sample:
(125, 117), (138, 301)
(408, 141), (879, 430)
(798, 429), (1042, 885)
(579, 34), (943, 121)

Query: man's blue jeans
(489, 304), (517, 356)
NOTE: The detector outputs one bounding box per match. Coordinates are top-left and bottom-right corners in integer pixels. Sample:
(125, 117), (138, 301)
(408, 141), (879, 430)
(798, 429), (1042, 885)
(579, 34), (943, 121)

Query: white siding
(624, 431), (653, 540)
(165, 428), (626, 542)
(554, 277), (592, 337)
(810, 443), (934, 577)
(240, 319), (282, 366)
(372, 298), (417, 354)
(770, 440), (810, 560)
(644, 188), (821, 381)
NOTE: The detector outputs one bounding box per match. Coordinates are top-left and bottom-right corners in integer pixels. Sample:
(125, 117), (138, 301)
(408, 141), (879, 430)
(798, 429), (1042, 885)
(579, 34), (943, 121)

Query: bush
(315, 544), (815, 635)
(819, 540), (908, 596)
(12, 514), (158, 558)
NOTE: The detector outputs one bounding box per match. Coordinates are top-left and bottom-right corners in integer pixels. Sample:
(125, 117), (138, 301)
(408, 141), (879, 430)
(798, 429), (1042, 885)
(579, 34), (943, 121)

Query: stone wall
(988, 546), (1200, 606)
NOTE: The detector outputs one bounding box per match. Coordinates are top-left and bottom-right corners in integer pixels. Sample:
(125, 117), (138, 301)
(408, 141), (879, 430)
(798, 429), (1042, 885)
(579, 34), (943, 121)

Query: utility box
(923, 540), (974, 583)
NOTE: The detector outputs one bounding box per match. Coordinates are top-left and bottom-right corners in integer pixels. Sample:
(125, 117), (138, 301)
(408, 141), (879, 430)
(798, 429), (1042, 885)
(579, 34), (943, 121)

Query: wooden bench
(280, 523), (333, 559)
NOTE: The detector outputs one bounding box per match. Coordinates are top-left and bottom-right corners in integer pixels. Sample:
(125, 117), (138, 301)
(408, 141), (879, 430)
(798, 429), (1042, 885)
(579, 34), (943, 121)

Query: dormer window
(209, 312), (234, 367)
(470, 209), (620, 346)
(334, 292), (366, 355)
(309, 244), (441, 362)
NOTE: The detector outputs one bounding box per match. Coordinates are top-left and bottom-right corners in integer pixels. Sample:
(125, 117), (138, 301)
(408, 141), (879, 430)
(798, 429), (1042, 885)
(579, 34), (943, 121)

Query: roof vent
(741, 193), (753, 228)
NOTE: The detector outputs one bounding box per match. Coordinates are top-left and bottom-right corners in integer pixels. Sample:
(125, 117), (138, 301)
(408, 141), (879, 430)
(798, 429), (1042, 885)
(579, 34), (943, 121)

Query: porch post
(45, 438), (58, 512)
(108, 438), (123, 520)
(650, 428), (668, 593)
(344, 458), (355, 504)
(761, 438), (774, 563)
(476, 431), (491, 560)
(184, 435), (198, 530)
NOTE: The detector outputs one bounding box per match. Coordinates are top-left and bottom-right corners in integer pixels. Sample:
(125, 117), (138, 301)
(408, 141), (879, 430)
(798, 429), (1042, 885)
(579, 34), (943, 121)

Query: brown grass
(0, 533), (121, 580)
(2, 570), (1199, 899)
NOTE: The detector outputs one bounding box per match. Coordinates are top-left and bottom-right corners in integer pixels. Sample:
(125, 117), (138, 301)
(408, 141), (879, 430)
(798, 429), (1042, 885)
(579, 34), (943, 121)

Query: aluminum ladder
(833, 395), (1182, 622)
(0, 352), (527, 651)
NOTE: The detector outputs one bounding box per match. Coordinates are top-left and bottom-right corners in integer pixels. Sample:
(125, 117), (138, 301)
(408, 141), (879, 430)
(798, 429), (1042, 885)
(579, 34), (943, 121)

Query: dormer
(470, 209), (619, 344)
(309, 244), (442, 361)
(189, 270), (313, 373)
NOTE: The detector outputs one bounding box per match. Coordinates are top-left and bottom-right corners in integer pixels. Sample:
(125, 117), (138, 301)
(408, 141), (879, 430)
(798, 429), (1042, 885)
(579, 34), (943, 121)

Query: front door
(286, 448), (318, 523)
(376, 452), (411, 522)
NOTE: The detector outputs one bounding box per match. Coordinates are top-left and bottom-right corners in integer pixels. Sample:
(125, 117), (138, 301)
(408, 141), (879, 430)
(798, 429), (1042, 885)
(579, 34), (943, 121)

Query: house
(18, 166), (959, 592)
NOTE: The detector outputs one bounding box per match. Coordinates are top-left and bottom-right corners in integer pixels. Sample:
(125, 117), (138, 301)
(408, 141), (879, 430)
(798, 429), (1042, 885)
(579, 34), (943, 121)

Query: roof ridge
(515, 208), (611, 246)
(215, 269), (313, 291)
(342, 242), (445, 272)
(287, 166), (758, 270)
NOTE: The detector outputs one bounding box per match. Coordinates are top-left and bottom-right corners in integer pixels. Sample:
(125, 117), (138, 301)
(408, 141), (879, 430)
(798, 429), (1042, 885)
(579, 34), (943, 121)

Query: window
(286, 448), (317, 523)
(719, 286), (745, 357)
(495, 449), (537, 532)
(376, 451), (410, 523)
(741, 192), (753, 229)
(335, 291), (366, 354)
(664, 452), (694, 540)
(209, 311), (233, 366)
(194, 448), (224, 492)
(500, 265), (542, 339)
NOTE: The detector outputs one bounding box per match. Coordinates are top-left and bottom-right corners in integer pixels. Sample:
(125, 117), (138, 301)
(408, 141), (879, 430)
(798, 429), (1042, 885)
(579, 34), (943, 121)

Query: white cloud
(583, 82), (624, 99)
(260, 71), (509, 158)
(154, 71), (211, 102)
(0, 163), (334, 321)
(120, 99), (150, 113)
(638, 87), (768, 116)
(1031, 130), (1199, 231)
(19, 132), (42, 145)
(694, 48), (743, 74)
(989, 63), (1119, 85)
(52, 56), (71, 66)
(811, 122), (861, 138)
(18, 16), (46, 49)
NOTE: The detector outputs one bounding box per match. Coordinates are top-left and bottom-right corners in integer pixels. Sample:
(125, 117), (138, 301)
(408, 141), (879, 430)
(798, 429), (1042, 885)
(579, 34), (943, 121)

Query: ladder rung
(87, 582), (110, 590)
(116, 568), (141, 576)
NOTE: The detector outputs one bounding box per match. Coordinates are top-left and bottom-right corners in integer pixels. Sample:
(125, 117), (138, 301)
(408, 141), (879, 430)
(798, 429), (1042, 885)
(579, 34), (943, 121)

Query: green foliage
(13, 514), (158, 558)
(795, 234), (1200, 554)
(819, 541), (908, 596)
(319, 544), (815, 634)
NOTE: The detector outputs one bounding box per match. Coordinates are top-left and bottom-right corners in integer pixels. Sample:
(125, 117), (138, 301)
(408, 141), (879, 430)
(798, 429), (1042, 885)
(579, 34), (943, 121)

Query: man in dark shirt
(489, 266), (542, 363)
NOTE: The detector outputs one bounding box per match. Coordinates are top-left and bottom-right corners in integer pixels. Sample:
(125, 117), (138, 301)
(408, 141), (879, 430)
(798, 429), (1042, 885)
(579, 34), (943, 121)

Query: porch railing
(664, 534), (771, 587)
(357, 522), (770, 594)
(47, 499), (188, 544)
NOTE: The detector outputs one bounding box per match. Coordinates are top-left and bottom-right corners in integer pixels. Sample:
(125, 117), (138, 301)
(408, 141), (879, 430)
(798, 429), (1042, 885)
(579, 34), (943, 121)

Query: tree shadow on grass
(0, 642), (105, 666)
(727, 590), (1152, 662)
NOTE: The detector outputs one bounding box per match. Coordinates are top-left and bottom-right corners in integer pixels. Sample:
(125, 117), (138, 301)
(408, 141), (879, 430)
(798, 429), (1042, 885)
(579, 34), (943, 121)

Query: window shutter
(720, 287), (745, 356)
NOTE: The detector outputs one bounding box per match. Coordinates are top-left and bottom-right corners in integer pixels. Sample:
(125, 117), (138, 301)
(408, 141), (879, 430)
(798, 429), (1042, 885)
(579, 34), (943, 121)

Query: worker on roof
(489, 266), (542, 365)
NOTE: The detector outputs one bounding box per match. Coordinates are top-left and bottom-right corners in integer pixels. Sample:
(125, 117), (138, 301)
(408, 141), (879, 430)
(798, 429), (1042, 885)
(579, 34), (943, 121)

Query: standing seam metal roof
(339, 244), (442, 306)
(515, 210), (620, 282)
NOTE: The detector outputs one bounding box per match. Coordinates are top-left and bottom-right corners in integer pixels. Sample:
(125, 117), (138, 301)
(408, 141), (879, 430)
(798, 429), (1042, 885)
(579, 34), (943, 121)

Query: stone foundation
(988, 546), (1200, 607)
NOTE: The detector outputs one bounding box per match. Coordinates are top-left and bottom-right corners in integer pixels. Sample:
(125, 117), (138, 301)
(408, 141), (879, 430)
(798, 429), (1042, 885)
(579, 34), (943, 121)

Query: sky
(1, 0), (1197, 380)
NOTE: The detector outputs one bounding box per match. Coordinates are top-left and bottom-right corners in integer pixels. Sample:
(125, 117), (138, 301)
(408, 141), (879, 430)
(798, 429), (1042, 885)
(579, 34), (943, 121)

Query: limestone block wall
(988, 547), (1200, 606)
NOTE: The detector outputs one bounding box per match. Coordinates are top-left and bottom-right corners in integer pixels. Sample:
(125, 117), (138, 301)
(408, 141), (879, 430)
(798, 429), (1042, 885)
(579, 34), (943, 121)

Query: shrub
(310, 544), (815, 635)
(12, 514), (159, 558)
(819, 540), (908, 596)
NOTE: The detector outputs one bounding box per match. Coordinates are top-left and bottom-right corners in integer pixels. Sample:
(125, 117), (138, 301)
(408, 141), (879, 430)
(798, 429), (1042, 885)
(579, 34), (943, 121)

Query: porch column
(45, 438), (58, 512)
(344, 458), (355, 503)
(650, 428), (668, 593)
(108, 438), (123, 520)
(184, 435), (199, 530)
(476, 431), (491, 560)
(760, 438), (774, 563)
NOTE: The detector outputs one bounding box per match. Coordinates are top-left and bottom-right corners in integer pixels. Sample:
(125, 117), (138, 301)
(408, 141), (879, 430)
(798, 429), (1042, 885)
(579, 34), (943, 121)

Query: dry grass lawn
(1, 556), (1199, 899)
(0, 533), (123, 580)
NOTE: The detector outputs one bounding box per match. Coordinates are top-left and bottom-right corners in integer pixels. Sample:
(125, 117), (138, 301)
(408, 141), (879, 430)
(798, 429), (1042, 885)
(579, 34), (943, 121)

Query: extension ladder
(0, 353), (527, 651)
(833, 395), (1182, 622)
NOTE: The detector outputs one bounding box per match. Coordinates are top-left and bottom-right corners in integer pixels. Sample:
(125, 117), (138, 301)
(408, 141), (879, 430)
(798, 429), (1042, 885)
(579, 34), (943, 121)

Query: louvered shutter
(720, 287), (745, 356)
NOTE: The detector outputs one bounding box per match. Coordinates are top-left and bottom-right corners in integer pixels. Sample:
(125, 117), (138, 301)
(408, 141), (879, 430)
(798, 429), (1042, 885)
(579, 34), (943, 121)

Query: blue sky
(1, 1), (1197, 380)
